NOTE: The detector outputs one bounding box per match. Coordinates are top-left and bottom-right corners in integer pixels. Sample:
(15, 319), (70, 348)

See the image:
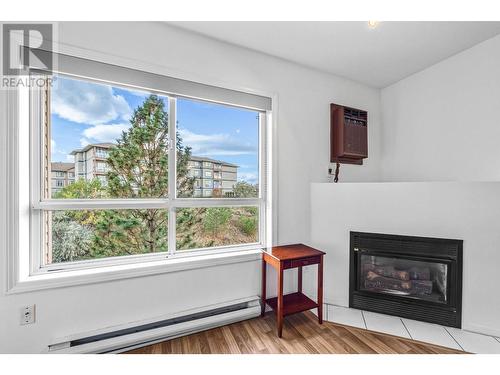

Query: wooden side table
(261, 243), (325, 337)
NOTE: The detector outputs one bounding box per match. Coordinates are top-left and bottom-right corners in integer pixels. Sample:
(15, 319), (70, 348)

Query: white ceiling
(168, 21), (500, 88)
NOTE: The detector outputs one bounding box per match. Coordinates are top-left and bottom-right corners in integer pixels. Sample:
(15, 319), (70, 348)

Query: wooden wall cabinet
(330, 103), (368, 165)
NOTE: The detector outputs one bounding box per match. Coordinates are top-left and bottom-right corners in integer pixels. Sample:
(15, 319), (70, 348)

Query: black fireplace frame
(349, 231), (463, 328)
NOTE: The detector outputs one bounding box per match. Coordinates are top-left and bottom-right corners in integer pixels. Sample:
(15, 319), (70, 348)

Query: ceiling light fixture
(368, 21), (379, 29)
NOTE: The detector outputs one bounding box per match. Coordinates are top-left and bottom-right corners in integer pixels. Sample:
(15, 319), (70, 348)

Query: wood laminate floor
(124, 311), (463, 354)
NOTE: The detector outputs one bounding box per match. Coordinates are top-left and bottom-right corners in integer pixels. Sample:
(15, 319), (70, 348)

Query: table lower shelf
(266, 292), (318, 316)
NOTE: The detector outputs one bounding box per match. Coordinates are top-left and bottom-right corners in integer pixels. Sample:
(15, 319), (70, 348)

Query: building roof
(190, 156), (238, 168)
(51, 162), (75, 172)
(70, 143), (115, 155)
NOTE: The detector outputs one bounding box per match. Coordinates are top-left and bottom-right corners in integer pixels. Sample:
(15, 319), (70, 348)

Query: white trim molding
(4, 87), (21, 293)
(8, 248), (262, 294)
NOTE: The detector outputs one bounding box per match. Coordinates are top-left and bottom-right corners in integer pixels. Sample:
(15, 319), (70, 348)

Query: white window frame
(25, 67), (270, 276)
(3, 50), (275, 294)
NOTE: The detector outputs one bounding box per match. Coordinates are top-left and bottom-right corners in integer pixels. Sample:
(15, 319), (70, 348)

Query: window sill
(7, 248), (263, 294)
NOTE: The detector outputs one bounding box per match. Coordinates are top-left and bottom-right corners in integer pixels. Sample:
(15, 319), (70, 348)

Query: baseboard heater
(48, 296), (261, 354)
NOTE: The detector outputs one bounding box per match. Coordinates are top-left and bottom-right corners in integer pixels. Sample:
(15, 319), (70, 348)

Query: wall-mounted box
(330, 104), (368, 165)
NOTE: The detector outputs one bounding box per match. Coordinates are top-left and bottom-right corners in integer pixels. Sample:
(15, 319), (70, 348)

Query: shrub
(52, 212), (93, 262)
(245, 206), (258, 216)
(239, 216), (258, 236)
(202, 207), (231, 235)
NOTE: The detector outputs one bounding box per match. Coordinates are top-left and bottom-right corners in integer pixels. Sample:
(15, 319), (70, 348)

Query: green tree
(233, 181), (258, 198)
(54, 178), (107, 199)
(95, 95), (193, 256)
(176, 120), (195, 198)
(106, 95), (170, 198)
(54, 178), (108, 234)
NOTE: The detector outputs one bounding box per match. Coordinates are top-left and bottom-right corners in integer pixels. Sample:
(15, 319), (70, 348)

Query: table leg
(277, 263), (284, 337)
(298, 266), (302, 294)
(317, 255), (324, 324)
(261, 259), (267, 317)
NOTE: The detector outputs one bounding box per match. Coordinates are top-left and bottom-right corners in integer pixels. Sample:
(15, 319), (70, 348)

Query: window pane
(176, 98), (259, 198)
(48, 75), (169, 199)
(46, 209), (168, 264)
(176, 206), (259, 251)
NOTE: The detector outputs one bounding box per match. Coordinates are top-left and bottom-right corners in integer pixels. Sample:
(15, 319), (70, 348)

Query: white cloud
(80, 138), (90, 147)
(82, 123), (130, 144)
(51, 138), (67, 156)
(179, 129), (256, 157)
(52, 77), (131, 124)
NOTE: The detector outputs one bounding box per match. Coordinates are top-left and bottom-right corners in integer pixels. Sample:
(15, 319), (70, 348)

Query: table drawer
(283, 256), (321, 269)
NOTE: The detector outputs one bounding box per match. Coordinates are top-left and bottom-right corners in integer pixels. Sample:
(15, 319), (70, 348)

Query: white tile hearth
(402, 318), (462, 350)
(326, 305), (366, 329)
(362, 311), (411, 339)
(324, 304), (500, 352)
(446, 327), (500, 354)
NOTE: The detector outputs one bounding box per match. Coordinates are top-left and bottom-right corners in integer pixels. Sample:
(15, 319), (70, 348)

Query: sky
(50, 75), (259, 184)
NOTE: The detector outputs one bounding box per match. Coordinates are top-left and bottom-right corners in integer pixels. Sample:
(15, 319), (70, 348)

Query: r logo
(2, 23), (53, 76)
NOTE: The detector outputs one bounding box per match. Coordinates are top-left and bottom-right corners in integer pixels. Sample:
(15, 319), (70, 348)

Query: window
(190, 169), (200, 177)
(96, 161), (106, 172)
(95, 148), (108, 158)
(24, 55), (271, 274)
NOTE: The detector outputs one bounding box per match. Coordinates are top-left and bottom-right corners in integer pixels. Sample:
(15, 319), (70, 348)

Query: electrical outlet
(21, 305), (35, 325)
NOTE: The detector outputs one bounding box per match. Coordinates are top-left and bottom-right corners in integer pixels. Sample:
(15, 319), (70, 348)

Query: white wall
(380, 34), (500, 182)
(0, 22), (381, 353)
(310, 182), (500, 337)
(306, 32), (500, 338)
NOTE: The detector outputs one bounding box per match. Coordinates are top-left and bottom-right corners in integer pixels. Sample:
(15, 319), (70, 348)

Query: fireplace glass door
(359, 254), (448, 303)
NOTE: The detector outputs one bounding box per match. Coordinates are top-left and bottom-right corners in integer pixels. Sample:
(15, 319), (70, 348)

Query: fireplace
(349, 232), (463, 328)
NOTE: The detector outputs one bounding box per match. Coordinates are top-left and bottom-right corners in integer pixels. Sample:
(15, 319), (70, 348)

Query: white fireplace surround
(309, 182), (500, 338)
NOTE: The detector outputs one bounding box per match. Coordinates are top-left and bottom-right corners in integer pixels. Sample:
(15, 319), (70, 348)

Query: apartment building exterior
(70, 143), (113, 185)
(188, 156), (238, 197)
(50, 162), (75, 195)
(68, 143), (238, 197)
